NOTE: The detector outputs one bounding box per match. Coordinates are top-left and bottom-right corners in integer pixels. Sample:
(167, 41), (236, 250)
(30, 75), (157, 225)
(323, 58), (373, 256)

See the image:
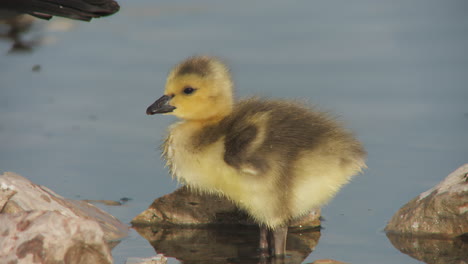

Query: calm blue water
(1, 1), (467, 263)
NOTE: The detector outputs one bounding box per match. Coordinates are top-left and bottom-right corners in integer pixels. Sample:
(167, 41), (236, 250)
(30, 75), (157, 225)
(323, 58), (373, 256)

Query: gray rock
(385, 164), (468, 237)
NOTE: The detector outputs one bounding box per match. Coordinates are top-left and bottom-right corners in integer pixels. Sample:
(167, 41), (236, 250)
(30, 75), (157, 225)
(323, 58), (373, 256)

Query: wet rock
(0, 171), (129, 241)
(132, 186), (321, 229)
(126, 255), (167, 264)
(386, 233), (468, 264)
(385, 164), (468, 237)
(134, 224), (320, 264)
(0, 210), (112, 264)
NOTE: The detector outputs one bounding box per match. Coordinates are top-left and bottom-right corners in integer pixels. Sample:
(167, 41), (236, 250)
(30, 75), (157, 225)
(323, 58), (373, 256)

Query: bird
(146, 56), (366, 257)
(0, 0), (120, 21)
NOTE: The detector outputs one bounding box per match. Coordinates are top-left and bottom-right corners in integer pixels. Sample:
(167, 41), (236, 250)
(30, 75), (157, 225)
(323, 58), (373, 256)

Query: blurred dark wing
(0, 0), (120, 21)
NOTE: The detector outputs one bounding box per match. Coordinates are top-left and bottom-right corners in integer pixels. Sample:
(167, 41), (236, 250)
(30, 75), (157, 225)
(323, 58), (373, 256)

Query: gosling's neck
(183, 113), (230, 128)
(181, 99), (233, 127)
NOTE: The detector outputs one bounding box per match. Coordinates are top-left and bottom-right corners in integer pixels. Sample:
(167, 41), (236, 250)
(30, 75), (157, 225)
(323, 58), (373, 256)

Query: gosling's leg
(259, 226), (288, 256)
(259, 226), (270, 257)
(271, 226), (288, 256)
(259, 226), (269, 250)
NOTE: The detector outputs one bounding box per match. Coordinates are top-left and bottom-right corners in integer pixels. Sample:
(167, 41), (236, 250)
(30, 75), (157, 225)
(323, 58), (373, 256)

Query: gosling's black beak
(146, 95), (176, 115)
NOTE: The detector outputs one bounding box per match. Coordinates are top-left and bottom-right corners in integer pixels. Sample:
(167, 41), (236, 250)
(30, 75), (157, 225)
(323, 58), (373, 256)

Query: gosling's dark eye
(183, 86), (196, 95)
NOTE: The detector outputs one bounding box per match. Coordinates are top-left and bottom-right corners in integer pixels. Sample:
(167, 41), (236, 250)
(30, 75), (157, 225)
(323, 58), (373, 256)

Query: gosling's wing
(0, 0), (120, 21)
(223, 122), (270, 176)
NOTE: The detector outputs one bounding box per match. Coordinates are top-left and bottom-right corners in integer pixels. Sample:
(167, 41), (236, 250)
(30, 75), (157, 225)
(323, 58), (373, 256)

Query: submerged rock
(385, 164), (468, 237)
(131, 186), (321, 228)
(0, 171), (129, 263)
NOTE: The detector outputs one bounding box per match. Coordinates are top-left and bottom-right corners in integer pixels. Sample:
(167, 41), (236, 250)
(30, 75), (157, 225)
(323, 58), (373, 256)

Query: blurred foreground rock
(132, 186), (321, 228)
(0, 210), (113, 264)
(385, 164), (468, 264)
(0, 171), (129, 263)
(134, 224), (320, 264)
(385, 164), (468, 237)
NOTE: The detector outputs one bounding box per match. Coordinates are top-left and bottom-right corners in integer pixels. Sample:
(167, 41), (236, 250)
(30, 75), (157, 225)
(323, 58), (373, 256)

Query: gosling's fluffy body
(163, 98), (365, 228)
(147, 56), (366, 254)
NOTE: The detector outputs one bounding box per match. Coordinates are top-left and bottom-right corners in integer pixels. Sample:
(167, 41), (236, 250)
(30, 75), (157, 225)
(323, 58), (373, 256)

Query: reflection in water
(386, 233), (468, 264)
(134, 225), (320, 264)
(0, 14), (40, 52)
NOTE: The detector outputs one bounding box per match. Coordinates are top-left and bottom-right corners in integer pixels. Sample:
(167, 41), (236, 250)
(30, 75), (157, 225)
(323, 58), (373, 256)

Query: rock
(0, 171), (129, 241)
(134, 224), (320, 264)
(132, 187), (321, 263)
(132, 186), (321, 229)
(0, 210), (112, 264)
(385, 164), (468, 237)
(386, 233), (468, 264)
(0, 171), (130, 263)
(125, 255), (167, 264)
(385, 164), (468, 264)
(0, 183), (17, 210)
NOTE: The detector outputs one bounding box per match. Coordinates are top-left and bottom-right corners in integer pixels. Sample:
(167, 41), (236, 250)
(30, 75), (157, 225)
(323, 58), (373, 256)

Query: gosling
(146, 56), (366, 257)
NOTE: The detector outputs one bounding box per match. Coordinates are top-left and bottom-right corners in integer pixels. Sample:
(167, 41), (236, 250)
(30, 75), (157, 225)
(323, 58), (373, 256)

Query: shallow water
(1, 0), (467, 263)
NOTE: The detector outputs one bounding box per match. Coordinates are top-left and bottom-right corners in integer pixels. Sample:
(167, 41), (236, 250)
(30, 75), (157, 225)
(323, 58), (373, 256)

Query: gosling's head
(146, 56), (234, 122)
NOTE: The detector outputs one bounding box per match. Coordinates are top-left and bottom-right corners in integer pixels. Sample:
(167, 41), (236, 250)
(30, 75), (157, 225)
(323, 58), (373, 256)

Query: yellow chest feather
(166, 122), (244, 196)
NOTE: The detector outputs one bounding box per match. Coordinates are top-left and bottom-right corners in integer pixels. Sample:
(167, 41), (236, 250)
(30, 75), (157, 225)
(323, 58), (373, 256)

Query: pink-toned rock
(0, 171), (128, 241)
(0, 210), (112, 264)
(0, 171), (130, 263)
(132, 186), (320, 228)
(385, 164), (468, 237)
